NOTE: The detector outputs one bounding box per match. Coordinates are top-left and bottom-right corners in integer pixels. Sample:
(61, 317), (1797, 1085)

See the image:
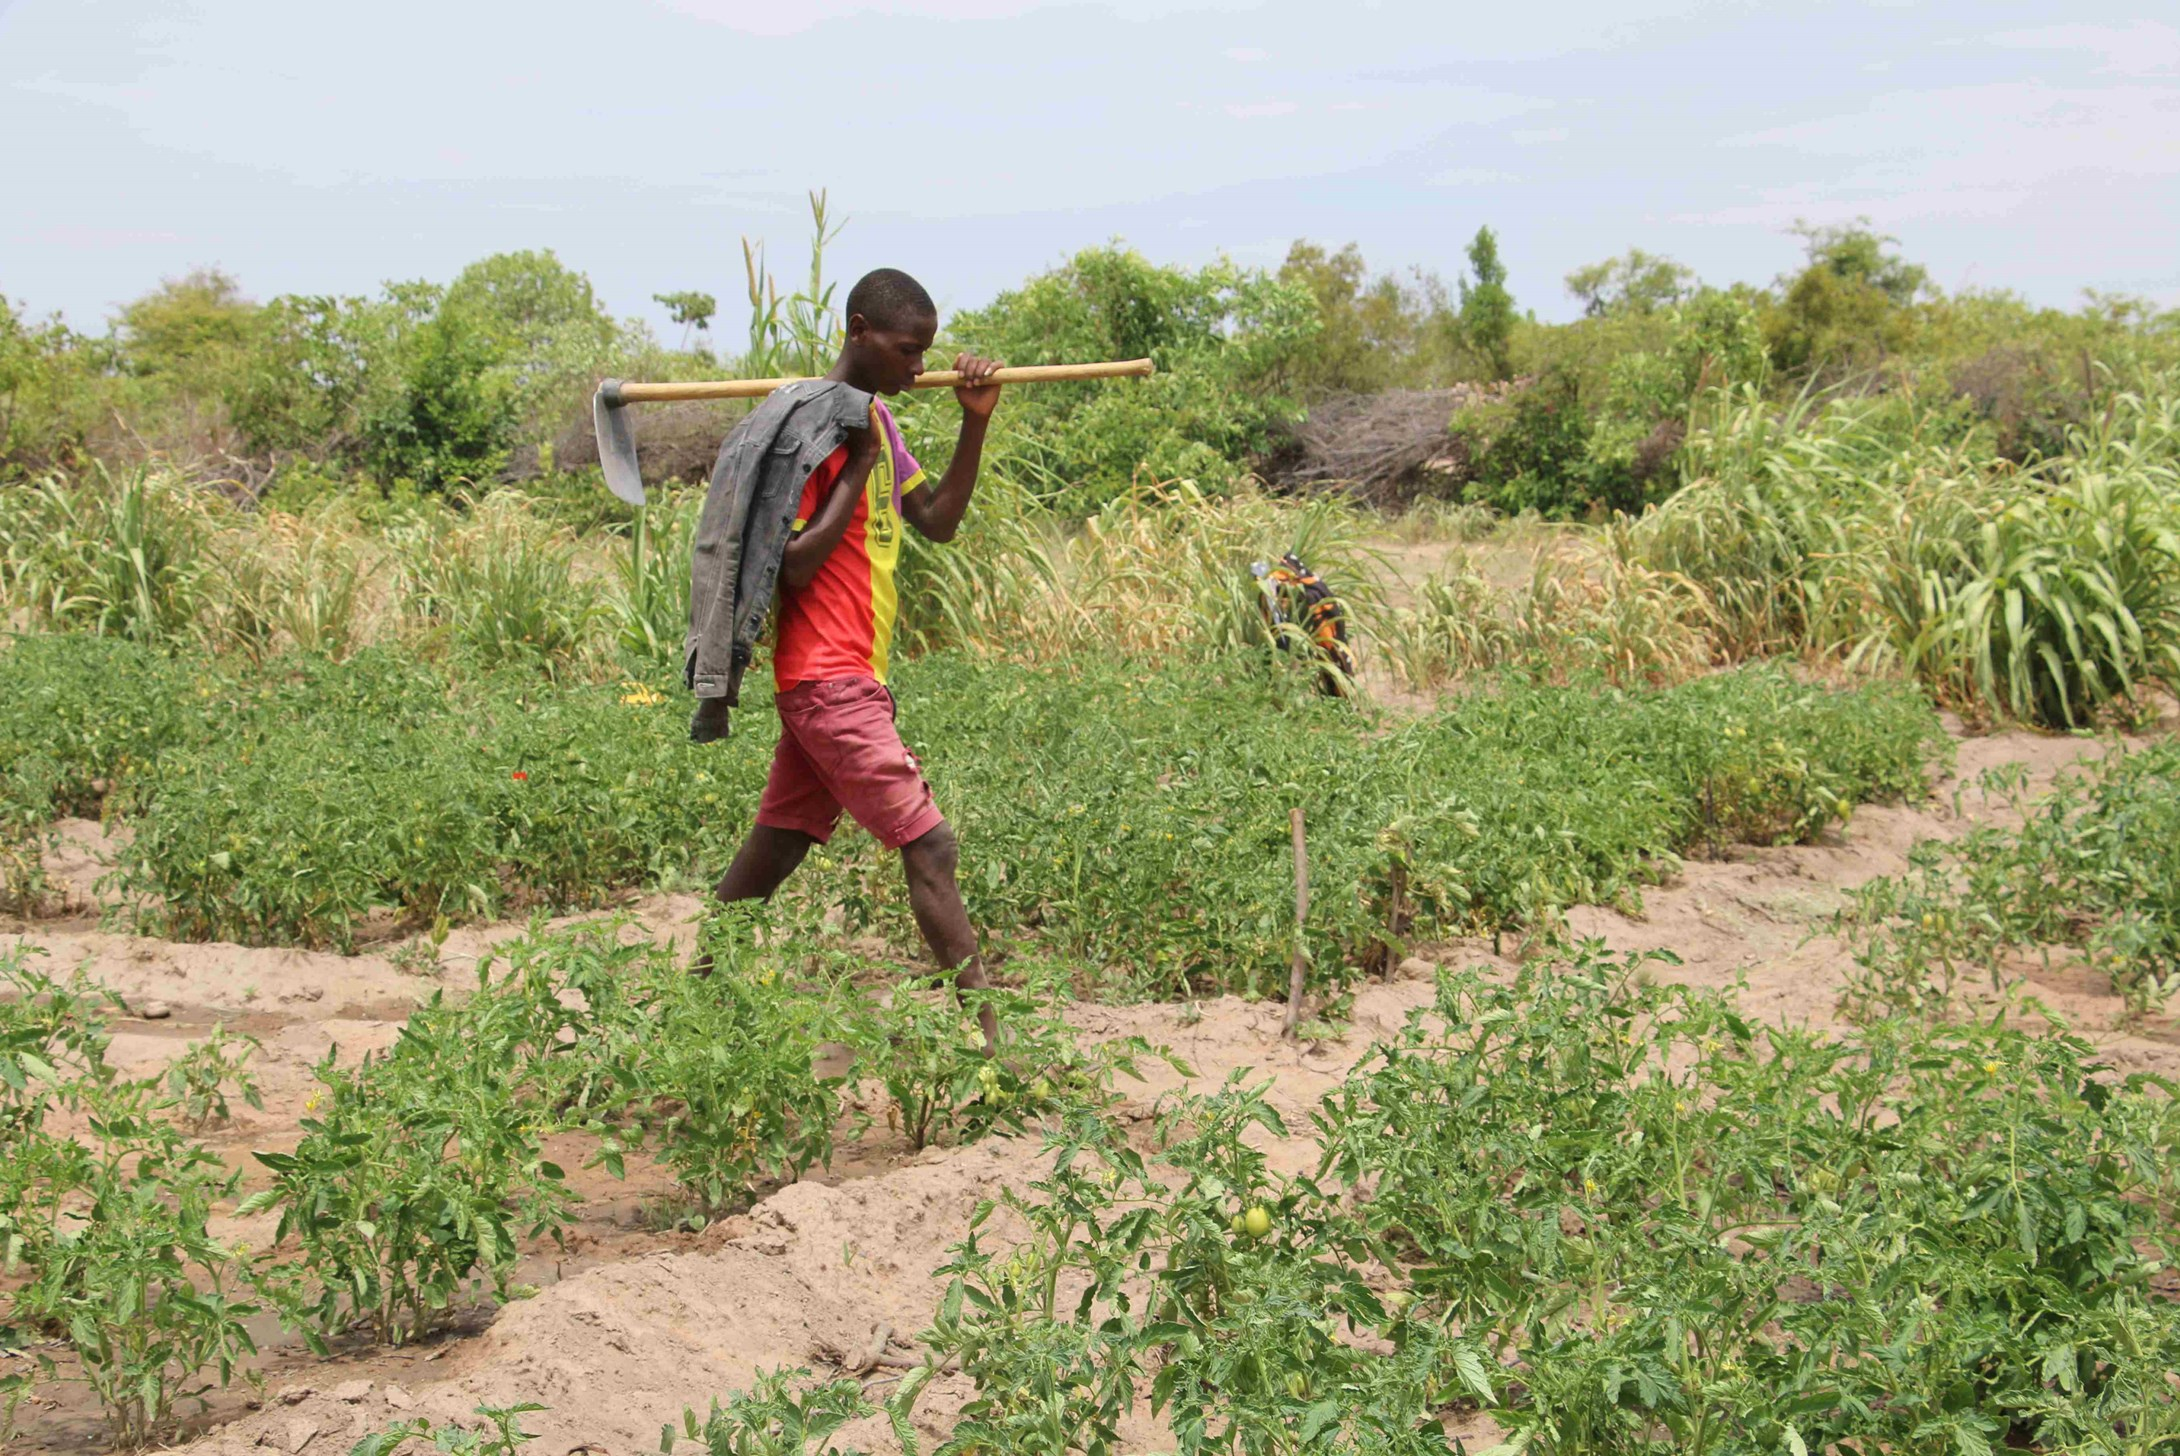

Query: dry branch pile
(1266, 382), (1525, 503)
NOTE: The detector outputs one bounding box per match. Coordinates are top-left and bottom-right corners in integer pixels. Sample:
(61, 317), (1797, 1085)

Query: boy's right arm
(781, 412), (881, 591)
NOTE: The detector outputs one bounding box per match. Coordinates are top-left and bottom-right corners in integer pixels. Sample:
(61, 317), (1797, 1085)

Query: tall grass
(1385, 525), (1715, 690)
(208, 510), (380, 661)
(0, 467), (213, 642)
(386, 494), (602, 673)
(897, 474), (1388, 668)
(1633, 373), (2180, 726)
(602, 492), (701, 666)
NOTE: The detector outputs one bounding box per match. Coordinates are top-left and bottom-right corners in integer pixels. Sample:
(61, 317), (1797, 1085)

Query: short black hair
(844, 268), (936, 331)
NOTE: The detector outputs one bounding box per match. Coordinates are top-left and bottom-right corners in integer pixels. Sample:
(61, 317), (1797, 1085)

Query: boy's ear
(843, 311), (870, 342)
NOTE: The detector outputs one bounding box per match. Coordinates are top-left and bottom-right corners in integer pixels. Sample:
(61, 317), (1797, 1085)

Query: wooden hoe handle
(603, 357), (1154, 405)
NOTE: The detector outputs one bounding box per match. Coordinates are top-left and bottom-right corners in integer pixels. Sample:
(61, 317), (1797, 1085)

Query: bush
(244, 984), (579, 1346)
(62, 633), (1939, 993)
(6, 1081), (260, 1449)
(1637, 374), (2180, 726)
(931, 245), (1319, 510)
(1841, 739), (2180, 1019)
(1316, 944), (2180, 1455)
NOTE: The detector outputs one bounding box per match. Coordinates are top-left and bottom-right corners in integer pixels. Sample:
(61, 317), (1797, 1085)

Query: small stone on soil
(139, 1000), (173, 1019)
(334, 1380), (373, 1403)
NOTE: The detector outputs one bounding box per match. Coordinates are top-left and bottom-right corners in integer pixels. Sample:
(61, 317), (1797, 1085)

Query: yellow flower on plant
(620, 682), (665, 707)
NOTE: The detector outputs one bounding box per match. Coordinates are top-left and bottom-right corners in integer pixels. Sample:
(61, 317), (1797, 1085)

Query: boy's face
(847, 310), (938, 395)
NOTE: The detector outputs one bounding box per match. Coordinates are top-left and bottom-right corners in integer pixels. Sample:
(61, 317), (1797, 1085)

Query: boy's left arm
(902, 351), (1003, 544)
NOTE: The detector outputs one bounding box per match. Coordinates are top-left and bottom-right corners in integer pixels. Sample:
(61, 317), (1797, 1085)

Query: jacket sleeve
(686, 410), (766, 699)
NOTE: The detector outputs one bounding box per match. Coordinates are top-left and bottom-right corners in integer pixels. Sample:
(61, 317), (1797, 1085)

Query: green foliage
(7, 629), (1936, 994)
(849, 962), (1172, 1153)
(228, 290), (421, 457)
(161, 1024), (264, 1132)
(1314, 942), (2180, 1456)
(1565, 249), (1697, 319)
(0, 294), (91, 470)
(388, 494), (603, 669)
(906, 1083), (1474, 1456)
(666, 1370), (877, 1456)
(936, 245), (1320, 508)
(353, 1403), (548, 1456)
(882, 655), (1936, 997)
(0, 946), (119, 1133)
(1764, 220), (1931, 380)
(1275, 241), (1461, 396)
(0, 466), (214, 641)
(740, 190), (847, 380)
(1458, 227), (1516, 381)
(5, 1081), (261, 1448)
(654, 292), (717, 333)
(1842, 742), (2180, 1019)
(615, 916), (850, 1215)
(114, 268), (259, 393)
(1639, 374), (2180, 725)
(1459, 291), (1768, 517)
(1449, 366), (1596, 516)
(243, 979), (580, 1346)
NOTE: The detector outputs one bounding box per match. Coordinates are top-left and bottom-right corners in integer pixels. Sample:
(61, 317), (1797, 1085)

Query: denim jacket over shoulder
(685, 378), (875, 705)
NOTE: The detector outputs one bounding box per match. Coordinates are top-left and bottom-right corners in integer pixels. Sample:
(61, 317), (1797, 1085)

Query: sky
(2, 0), (2176, 342)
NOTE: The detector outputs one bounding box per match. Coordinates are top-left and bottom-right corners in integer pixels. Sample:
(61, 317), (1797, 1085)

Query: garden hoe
(591, 357), (1155, 506)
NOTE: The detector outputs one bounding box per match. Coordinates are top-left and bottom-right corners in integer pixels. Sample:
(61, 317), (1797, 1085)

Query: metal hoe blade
(592, 379), (647, 507)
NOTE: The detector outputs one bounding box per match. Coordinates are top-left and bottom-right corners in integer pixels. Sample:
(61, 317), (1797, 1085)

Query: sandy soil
(3, 714), (2174, 1456)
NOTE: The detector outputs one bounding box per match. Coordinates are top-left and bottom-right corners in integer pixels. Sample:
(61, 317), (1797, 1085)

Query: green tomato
(1244, 1206), (1272, 1239)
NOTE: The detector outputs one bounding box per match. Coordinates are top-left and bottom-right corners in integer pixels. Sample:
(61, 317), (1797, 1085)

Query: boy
(710, 268), (1004, 1052)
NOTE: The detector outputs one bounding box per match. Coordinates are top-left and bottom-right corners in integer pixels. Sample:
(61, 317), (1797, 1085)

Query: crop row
(9, 924), (2176, 1453)
(211, 942), (2180, 1456)
(1839, 735), (2180, 1018)
(0, 634), (1942, 994)
(0, 922), (1148, 1446)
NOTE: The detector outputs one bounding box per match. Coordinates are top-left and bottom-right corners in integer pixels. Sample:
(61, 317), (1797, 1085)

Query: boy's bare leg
(694, 825), (819, 975)
(900, 821), (999, 1056)
(716, 824), (818, 903)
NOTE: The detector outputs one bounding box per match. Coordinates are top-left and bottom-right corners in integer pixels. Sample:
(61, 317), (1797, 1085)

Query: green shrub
(244, 988), (578, 1346)
(1315, 944), (2180, 1456)
(0, 946), (121, 1133)
(0, 633), (186, 826)
(1842, 740), (2180, 1019)
(929, 245), (1319, 510)
(84, 636), (1937, 992)
(6, 1081), (260, 1449)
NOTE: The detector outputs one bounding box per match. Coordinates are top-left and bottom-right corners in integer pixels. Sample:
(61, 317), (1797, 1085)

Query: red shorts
(755, 676), (945, 850)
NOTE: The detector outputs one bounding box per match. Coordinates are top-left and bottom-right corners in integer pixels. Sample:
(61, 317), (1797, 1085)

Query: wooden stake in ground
(1283, 807), (1309, 1040)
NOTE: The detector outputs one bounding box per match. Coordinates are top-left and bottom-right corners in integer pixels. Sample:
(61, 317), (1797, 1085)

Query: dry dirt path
(3, 717), (2173, 1456)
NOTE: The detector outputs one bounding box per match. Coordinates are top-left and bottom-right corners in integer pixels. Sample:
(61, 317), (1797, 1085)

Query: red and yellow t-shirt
(773, 401), (925, 691)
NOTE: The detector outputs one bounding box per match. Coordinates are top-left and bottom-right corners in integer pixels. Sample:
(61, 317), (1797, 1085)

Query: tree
(653, 290), (717, 352)
(1788, 220), (1928, 305)
(1276, 241), (1456, 395)
(1565, 249), (1698, 318)
(113, 268), (259, 393)
(1766, 219), (1930, 378)
(1458, 226), (1516, 380)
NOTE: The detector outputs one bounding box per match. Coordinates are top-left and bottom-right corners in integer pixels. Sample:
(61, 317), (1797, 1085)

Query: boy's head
(840, 268), (938, 395)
